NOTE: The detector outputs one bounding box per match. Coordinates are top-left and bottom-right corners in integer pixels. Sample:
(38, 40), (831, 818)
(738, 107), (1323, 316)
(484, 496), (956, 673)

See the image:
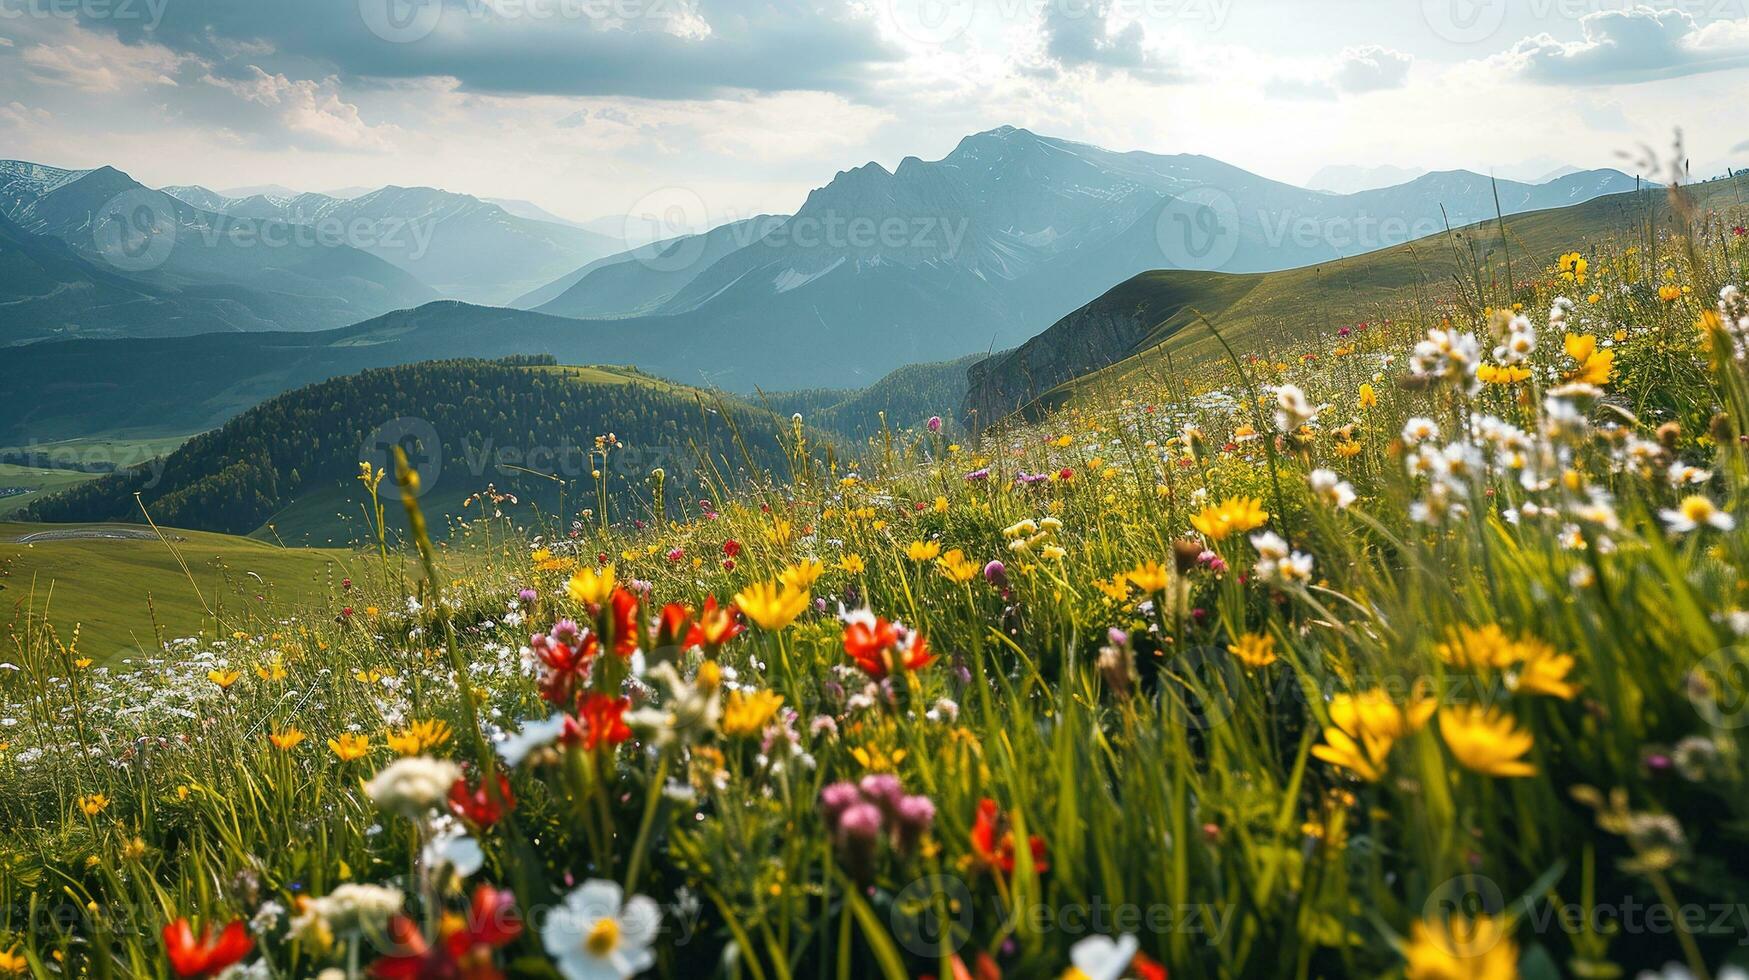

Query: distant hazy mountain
(0, 162), (1677, 443)
(162, 184), (623, 305)
(0, 160), (432, 342)
(520, 215), (788, 317)
(484, 197), (593, 230)
(1306, 164), (1427, 195)
(517, 127), (1636, 389)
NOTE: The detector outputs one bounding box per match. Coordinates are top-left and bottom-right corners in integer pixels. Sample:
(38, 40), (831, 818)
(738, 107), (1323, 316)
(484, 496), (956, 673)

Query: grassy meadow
(0, 522), (357, 659)
(5, 181), (1749, 980)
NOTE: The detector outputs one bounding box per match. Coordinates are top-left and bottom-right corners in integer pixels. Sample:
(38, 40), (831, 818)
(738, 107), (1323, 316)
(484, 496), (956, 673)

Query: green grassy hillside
(965, 172), (1749, 421)
(0, 464), (102, 517)
(0, 521), (352, 659)
(20, 357), (809, 545)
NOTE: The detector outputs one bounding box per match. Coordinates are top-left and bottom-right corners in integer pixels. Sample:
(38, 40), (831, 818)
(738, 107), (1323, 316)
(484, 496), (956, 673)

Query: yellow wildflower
(387, 719), (453, 756)
(1404, 914), (1519, 980)
(1439, 706), (1536, 777)
(781, 559), (825, 591)
(1125, 560), (1171, 594)
(1437, 625), (1519, 670)
(734, 581), (810, 630)
(208, 669), (242, 690)
(937, 549), (980, 584)
(1509, 639), (1578, 700)
(1229, 632), (1278, 668)
(722, 689), (784, 737)
(328, 732), (372, 762)
(1189, 496), (1269, 541)
(566, 566), (616, 606)
(268, 728), (306, 752)
(1358, 382), (1377, 409)
(78, 793), (110, 817)
(907, 540), (942, 562)
(838, 554), (866, 574)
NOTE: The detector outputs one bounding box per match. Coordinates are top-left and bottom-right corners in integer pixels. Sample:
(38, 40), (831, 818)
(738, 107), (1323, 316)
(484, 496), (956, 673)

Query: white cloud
(1265, 45), (1412, 100)
(18, 30), (182, 92)
(202, 67), (395, 151)
(1497, 7), (1749, 83)
(1028, 0), (1183, 82)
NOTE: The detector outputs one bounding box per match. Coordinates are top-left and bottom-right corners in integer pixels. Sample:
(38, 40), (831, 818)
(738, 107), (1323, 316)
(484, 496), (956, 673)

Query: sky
(2, 0), (1748, 228)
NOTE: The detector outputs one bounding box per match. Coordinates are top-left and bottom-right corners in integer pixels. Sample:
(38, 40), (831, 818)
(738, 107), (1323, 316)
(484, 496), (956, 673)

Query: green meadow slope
(0, 521), (352, 659)
(964, 173), (1748, 421)
(20, 357), (810, 545)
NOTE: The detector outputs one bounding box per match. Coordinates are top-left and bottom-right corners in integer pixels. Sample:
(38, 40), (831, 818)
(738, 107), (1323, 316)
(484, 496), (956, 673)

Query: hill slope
(20, 358), (803, 543)
(0, 521), (351, 659)
(963, 173), (1738, 423)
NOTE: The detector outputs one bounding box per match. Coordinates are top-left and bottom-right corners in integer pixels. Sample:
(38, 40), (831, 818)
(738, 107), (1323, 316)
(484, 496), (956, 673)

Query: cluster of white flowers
(1717, 285), (1749, 360)
(1410, 326), (1481, 394)
(1495, 311), (1538, 366)
(1250, 532), (1313, 587)
(287, 883), (403, 944)
(1270, 383), (1322, 434)
(364, 756), (461, 817)
(1308, 469), (1356, 509)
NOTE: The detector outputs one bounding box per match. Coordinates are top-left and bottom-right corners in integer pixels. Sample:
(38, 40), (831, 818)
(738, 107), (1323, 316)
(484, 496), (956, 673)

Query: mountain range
(3, 164), (1690, 449)
(0, 160), (433, 344)
(159, 183), (623, 305)
(4, 130), (1638, 376)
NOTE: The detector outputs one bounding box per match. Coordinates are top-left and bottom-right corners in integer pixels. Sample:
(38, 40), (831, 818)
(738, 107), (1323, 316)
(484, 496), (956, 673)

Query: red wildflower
(608, 587), (641, 656)
(969, 799), (1049, 875)
(535, 629), (598, 707)
(843, 614), (934, 679)
(448, 771), (515, 827)
(655, 602), (694, 653)
(1131, 952), (1168, 980)
(574, 692), (632, 750)
(723, 538), (741, 557)
(694, 595), (745, 648)
(371, 885), (521, 980)
(163, 918), (252, 979)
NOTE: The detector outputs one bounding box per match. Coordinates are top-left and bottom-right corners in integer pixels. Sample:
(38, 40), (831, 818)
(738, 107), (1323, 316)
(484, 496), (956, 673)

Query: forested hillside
(24, 358), (799, 538)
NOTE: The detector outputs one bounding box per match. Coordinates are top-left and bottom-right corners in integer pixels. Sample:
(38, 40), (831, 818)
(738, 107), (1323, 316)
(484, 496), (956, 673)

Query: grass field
(0, 521), (357, 660)
(5, 180), (1749, 979)
(0, 464), (102, 518)
(970, 172), (1749, 420)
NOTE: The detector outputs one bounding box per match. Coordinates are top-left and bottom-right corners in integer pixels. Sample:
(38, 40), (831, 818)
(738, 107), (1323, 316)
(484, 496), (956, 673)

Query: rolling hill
(19, 357), (805, 544)
(163, 184), (623, 305)
(962, 172), (1747, 423)
(0, 161), (433, 344)
(0, 520), (353, 660)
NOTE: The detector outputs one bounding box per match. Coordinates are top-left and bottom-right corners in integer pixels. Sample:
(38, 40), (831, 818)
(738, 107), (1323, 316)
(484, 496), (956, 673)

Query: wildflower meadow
(7, 185), (1749, 980)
